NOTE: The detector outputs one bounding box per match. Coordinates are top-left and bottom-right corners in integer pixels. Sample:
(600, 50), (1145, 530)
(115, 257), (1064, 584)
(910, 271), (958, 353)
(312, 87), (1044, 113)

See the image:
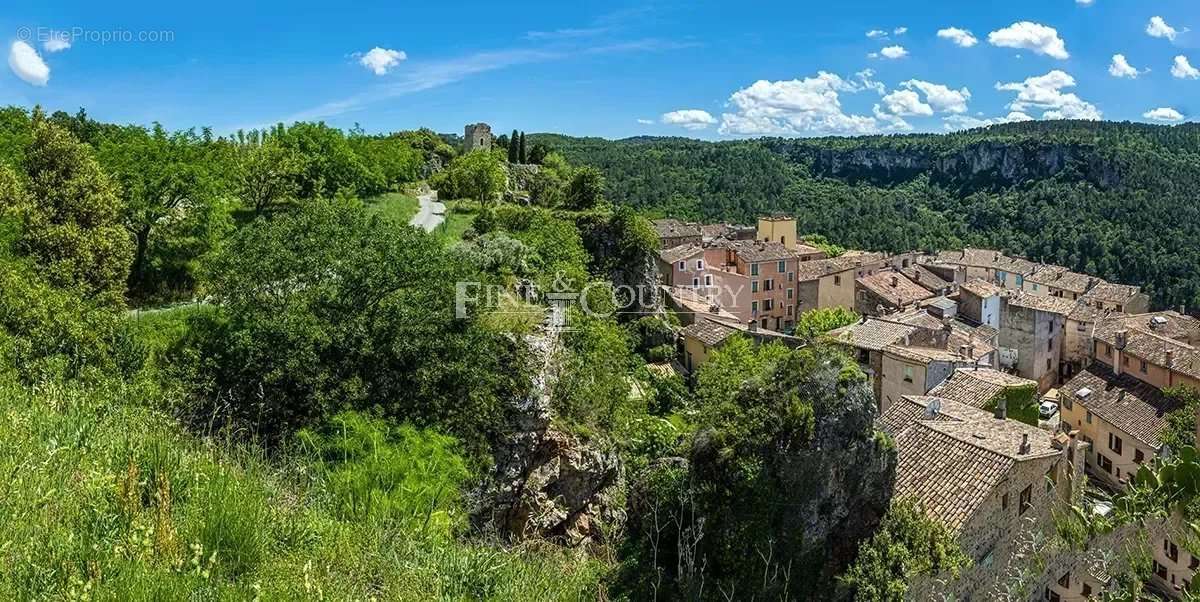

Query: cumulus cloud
(1172, 55), (1200, 79)
(8, 41), (50, 86)
(1108, 54), (1143, 78)
(995, 70), (1101, 120)
(988, 22), (1069, 60)
(880, 89), (932, 117)
(1146, 16), (1186, 41)
(873, 104), (912, 132)
(856, 69), (886, 95)
(937, 27), (978, 48)
(1144, 107), (1184, 122)
(718, 72), (881, 136)
(893, 27), (908, 36)
(866, 29), (888, 39)
(660, 109), (717, 130)
(901, 80), (971, 114)
(879, 45), (908, 59)
(358, 47), (407, 75)
(43, 32), (71, 53)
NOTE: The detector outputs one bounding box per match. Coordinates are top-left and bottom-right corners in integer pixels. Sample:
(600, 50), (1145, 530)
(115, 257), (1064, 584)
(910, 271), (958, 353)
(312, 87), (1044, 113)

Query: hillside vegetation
(536, 121), (1200, 309)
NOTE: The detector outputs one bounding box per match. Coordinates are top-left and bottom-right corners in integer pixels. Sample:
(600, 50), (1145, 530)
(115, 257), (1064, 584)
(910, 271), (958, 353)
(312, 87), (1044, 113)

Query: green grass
(365, 192), (421, 225)
(436, 200), (481, 242)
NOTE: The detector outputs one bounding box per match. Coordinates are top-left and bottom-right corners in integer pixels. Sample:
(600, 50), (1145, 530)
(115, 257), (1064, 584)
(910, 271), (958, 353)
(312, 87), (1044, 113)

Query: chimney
(1115, 329), (1128, 350)
(891, 275), (899, 288)
(748, 319), (758, 333)
(1019, 433), (1031, 455)
(1180, 304), (1187, 316)
(994, 397), (1007, 420)
(1167, 349), (1176, 367)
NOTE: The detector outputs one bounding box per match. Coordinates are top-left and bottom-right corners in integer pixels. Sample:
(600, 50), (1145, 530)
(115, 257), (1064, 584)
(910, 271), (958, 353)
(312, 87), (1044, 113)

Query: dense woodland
(2, 104), (1195, 600)
(537, 121), (1200, 310)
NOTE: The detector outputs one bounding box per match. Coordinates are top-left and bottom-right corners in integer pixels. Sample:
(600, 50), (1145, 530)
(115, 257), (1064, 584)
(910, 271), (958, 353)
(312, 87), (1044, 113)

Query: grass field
(436, 200), (480, 242)
(365, 192), (421, 225)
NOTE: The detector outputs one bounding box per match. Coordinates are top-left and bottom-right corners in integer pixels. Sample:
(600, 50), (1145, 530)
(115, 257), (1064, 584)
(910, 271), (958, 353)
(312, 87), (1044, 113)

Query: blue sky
(1, 0), (1197, 138)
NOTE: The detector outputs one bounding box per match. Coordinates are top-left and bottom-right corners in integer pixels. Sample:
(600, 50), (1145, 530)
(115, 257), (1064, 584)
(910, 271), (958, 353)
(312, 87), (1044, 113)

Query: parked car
(1038, 400), (1059, 419)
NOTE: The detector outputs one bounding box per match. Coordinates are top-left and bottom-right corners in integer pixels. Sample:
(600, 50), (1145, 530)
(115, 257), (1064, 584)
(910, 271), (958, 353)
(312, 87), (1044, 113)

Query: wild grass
(365, 191), (421, 225)
(0, 374), (610, 600)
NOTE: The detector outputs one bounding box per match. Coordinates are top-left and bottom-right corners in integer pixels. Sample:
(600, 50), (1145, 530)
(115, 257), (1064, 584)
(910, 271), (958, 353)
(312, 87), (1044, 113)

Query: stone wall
(463, 122), (493, 153)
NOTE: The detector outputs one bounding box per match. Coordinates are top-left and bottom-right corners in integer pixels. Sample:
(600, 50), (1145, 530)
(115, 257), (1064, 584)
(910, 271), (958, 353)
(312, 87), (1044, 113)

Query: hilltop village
(654, 215), (1198, 600)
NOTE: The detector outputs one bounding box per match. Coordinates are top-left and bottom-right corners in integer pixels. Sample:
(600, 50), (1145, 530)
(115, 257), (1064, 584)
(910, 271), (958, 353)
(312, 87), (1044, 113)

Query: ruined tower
(463, 123), (493, 153)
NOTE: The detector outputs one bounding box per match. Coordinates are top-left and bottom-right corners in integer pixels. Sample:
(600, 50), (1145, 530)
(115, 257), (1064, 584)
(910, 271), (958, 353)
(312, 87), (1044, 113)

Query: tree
(794, 306), (859, 339)
(1, 112), (132, 308)
(564, 166), (606, 210)
(508, 129), (519, 163)
(236, 138), (303, 216)
(518, 132), (527, 164)
(1160, 386), (1200, 452)
(444, 150), (506, 207)
(527, 143), (550, 165)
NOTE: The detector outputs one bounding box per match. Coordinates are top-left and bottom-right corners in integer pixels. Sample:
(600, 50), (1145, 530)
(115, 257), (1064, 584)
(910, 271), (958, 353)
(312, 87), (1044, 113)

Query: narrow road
(409, 190), (445, 232)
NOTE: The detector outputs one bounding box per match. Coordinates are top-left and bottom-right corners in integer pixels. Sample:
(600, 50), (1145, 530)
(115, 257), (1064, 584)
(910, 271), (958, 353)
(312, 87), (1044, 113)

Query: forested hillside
(535, 122), (1200, 309)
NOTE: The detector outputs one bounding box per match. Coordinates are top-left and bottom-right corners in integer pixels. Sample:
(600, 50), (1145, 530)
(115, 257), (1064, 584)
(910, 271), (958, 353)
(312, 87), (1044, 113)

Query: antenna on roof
(925, 398), (942, 418)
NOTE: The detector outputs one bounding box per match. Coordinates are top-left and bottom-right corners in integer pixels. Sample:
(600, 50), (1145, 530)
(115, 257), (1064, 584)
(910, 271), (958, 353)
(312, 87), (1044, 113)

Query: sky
(0, 0), (1197, 139)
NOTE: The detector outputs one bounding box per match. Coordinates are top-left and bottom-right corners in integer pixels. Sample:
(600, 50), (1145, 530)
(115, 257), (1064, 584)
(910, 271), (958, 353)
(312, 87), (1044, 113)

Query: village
(654, 214), (1198, 600)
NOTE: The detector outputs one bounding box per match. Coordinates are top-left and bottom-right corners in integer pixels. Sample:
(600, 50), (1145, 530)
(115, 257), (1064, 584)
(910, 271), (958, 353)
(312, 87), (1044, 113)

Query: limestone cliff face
(787, 141), (1122, 189)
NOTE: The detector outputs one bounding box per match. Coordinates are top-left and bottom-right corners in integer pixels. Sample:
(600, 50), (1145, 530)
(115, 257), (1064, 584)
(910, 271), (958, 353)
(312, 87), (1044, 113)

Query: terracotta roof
(1005, 291), (1078, 316)
(900, 265), (953, 293)
(1095, 311), (1200, 344)
(793, 255), (866, 281)
(934, 248), (1036, 276)
(858, 271), (935, 308)
(1025, 265), (1095, 294)
(680, 320), (739, 347)
(1080, 281), (1144, 306)
(883, 325), (996, 365)
(830, 317), (920, 351)
(722, 240), (800, 263)
(928, 368), (1037, 409)
(652, 218), (701, 239)
(1093, 312), (1200, 379)
(960, 278), (1002, 298)
(877, 395), (982, 436)
(1060, 365), (1181, 448)
(657, 243), (704, 265)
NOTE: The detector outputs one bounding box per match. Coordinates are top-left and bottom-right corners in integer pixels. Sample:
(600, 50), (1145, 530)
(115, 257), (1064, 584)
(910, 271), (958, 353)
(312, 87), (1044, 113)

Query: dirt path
(409, 190), (445, 232)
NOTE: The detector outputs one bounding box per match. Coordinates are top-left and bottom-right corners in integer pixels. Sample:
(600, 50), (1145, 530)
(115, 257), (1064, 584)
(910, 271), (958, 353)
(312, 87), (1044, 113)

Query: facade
(680, 320), (738, 374)
(1092, 311), (1200, 391)
(708, 240), (803, 332)
(655, 244), (706, 288)
(463, 123), (493, 153)
(1080, 281), (1152, 315)
(959, 278), (1003, 329)
(998, 292), (1074, 392)
(1023, 264), (1096, 299)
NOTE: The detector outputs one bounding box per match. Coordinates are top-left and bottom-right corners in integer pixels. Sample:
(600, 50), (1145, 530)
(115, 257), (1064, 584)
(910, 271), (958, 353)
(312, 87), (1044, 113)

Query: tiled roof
(657, 243), (704, 265)
(877, 395), (982, 436)
(652, 218), (701, 239)
(830, 317), (920, 351)
(1025, 265), (1095, 294)
(793, 255), (866, 281)
(1060, 365), (1181, 448)
(960, 278), (1002, 298)
(1080, 281), (1143, 306)
(1095, 311), (1200, 344)
(883, 325), (996, 365)
(1093, 312), (1200, 379)
(858, 271), (935, 308)
(900, 265), (953, 293)
(1005, 291), (1078, 316)
(680, 319), (739, 347)
(928, 368), (1037, 409)
(934, 248), (1036, 275)
(726, 240), (799, 263)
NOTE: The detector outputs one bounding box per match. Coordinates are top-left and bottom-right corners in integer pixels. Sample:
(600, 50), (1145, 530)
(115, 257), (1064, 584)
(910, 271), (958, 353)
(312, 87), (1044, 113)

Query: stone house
(680, 320), (738, 375)
(927, 248), (1036, 290)
(655, 244), (706, 288)
(855, 270), (935, 316)
(791, 255), (868, 314)
(651, 218), (702, 249)
(899, 264), (954, 296)
(879, 395), (1086, 600)
(1080, 281), (1151, 315)
(927, 367), (1038, 411)
(958, 278), (1003, 329)
(877, 324), (996, 412)
(998, 292), (1074, 393)
(1022, 264), (1096, 300)
(1092, 311), (1200, 391)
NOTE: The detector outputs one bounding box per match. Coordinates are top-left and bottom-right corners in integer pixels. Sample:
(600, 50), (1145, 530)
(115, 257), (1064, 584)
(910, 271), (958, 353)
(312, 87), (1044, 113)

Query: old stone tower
(463, 123), (493, 153)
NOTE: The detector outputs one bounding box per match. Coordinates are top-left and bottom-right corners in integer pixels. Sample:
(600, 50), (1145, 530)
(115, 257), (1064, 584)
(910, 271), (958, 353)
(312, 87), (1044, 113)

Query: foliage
(693, 335), (790, 409)
(1161, 386), (1200, 452)
(802, 233), (846, 257)
(564, 166), (606, 210)
(175, 199), (529, 454)
(987, 383), (1040, 426)
(794, 306), (859, 339)
(441, 150), (506, 206)
(233, 136), (303, 215)
(1, 112), (133, 308)
(838, 498), (970, 601)
(553, 312), (643, 438)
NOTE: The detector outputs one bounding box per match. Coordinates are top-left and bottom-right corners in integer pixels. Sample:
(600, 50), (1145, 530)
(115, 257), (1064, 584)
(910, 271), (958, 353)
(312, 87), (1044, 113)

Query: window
(903, 366), (914, 383)
(1086, 411), (1092, 424)
(751, 263), (759, 276)
(1102, 343), (1112, 358)
(752, 301), (758, 315)
(764, 278), (774, 291)
(787, 288), (794, 300)
(1166, 539), (1179, 563)
(1096, 301), (1104, 310)
(1033, 283), (1039, 291)
(1109, 433), (1123, 455)
(1154, 561), (1167, 580)
(1116, 304), (1124, 313)
(752, 281), (759, 293)
(695, 259), (705, 270)
(763, 299), (774, 311)
(704, 274), (713, 287)
(834, 275), (842, 286)
(1135, 449), (1145, 464)
(1064, 395), (1073, 410)
(1019, 485), (1032, 515)
(1082, 584), (1092, 597)
(692, 277), (699, 287)
(1017, 275), (1024, 287)
(1098, 453), (1113, 474)
(788, 271), (794, 282)
(778, 260), (786, 273)
(1048, 339), (1053, 352)
(1046, 358), (1052, 371)
(1140, 359), (1148, 373)
(1001, 492), (1009, 510)
(787, 304), (794, 317)
(677, 260), (685, 271)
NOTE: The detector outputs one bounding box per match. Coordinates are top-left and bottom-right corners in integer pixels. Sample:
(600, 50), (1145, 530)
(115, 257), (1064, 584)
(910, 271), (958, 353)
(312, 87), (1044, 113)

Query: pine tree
(518, 132), (527, 164)
(508, 129), (519, 163)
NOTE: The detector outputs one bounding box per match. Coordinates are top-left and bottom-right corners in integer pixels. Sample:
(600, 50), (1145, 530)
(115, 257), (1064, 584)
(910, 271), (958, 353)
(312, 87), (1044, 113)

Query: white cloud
(856, 69), (886, 95)
(43, 32), (71, 53)
(1143, 107), (1184, 122)
(1076, 0), (1094, 6)
(943, 111), (1032, 131)
(8, 41), (49, 87)
(873, 104), (912, 132)
(879, 45), (908, 59)
(995, 70), (1101, 120)
(358, 47), (407, 75)
(987, 22), (1069, 60)
(866, 29), (888, 39)
(660, 109), (717, 130)
(901, 80), (971, 114)
(718, 72), (881, 136)
(1108, 54), (1142, 78)
(937, 27), (978, 48)
(1147, 16), (1186, 42)
(880, 89), (932, 116)
(636, 118), (655, 125)
(893, 27), (908, 36)
(1172, 55), (1200, 79)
